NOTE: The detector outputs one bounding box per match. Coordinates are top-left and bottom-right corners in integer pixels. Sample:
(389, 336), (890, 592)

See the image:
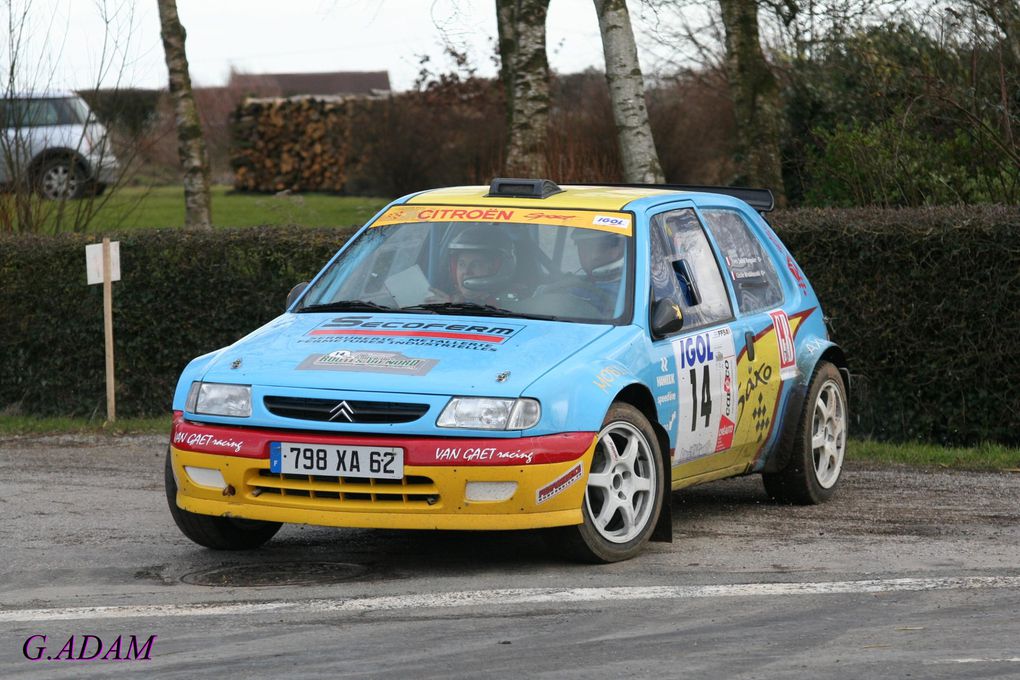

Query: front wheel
(557, 403), (665, 563)
(762, 361), (848, 504)
(165, 449), (281, 550)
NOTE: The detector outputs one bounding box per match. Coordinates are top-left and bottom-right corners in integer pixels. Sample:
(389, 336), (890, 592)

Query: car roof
(2, 90), (80, 101)
(404, 184), (773, 215)
(407, 184), (710, 212)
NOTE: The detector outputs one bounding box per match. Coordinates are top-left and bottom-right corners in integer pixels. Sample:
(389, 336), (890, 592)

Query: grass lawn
(1, 414), (1017, 472)
(29, 185), (391, 232)
(851, 439), (1020, 471)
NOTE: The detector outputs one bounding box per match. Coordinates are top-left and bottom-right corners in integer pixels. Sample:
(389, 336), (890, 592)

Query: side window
(650, 208), (732, 330)
(701, 209), (783, 314)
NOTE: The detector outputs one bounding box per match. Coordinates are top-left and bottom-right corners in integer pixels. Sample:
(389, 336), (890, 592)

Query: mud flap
(651, 487), (673, 543)
(762, 382), (808, 474)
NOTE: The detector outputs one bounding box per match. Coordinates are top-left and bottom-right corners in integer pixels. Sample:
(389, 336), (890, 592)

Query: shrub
(772, 204), (1019, 445)
(2, 206), (1017, 446)
(0, 227), (352, 418)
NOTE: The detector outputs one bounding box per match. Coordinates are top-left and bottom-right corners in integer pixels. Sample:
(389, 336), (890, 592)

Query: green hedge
(2, 207), (1017, 445)
(771, 205), (1019, 445)
(0, 227), (351, 419)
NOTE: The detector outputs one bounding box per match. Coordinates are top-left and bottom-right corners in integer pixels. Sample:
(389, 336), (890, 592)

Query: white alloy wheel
(811, 379), (846, 489)
(585, 420), (658, 544)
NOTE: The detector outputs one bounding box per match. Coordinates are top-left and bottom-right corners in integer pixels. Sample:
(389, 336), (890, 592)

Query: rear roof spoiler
(573, 183), (776, 213)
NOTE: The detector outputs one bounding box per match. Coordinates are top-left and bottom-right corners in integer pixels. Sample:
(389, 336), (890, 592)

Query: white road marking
(948, 658), (1020, 664)
(2, 575), (1019, 623)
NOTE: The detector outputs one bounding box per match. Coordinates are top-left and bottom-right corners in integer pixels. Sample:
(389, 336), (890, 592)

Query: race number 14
(689, 366), (713, 431)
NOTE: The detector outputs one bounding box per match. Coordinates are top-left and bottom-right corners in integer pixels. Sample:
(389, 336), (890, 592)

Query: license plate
(270, 442), (404, 479)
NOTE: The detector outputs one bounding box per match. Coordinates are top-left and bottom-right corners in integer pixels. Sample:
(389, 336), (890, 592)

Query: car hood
(199, 312), (613, 397)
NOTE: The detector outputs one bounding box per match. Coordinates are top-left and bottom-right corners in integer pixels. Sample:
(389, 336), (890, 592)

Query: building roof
(228, 70), (390, 97)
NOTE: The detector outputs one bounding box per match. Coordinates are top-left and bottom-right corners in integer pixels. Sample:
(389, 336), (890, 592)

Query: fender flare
(761, 344), (849, 474)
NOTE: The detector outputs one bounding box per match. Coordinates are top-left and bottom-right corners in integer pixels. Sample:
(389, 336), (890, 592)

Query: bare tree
(157, 0), (211, 229)
(966, 0), (1020, 62)
(1, 0), (151, 233)
(594, 0), (664, 183)
(718, 0), (785, 202)
(496, 0), (551, 177)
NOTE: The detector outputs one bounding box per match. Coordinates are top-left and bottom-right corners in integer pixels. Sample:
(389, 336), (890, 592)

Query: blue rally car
(166, 179), (849, 562)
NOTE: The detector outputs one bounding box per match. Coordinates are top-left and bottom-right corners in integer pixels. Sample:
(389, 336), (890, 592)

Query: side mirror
(651, 298), (685, 338)
(286, 282), (309, 310)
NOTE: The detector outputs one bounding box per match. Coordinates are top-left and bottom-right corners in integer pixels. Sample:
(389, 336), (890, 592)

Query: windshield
(300, 205), (634, 324)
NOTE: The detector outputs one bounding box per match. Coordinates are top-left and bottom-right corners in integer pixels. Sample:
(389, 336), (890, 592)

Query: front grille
(264, 396), (429, 424)
(248, 469), (440, 509)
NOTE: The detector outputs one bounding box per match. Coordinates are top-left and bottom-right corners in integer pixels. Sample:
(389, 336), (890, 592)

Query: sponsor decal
(786, 255), (809, 293)
(172, 430), (244, 454)
(297, 349), (437, 376)
(536, 462), (584, 504)
(371, 205), (634, 235)
(739, 363), (773, 410)
(433, 446), (535, 465)
(656, 373), (675, 387)
(171, 413), (594, 465)
(666, 410), (676, 433)
(722, 357), (734, 419)
(769, 310), (798, 380)
(671, 327), (737, 462)
(714, 415), (735, 452)
(592, 214), (631, 231)
(310, 316), (521, 341)
(656, 391), (676, 405)
(593, 365), (624, 392)
(803, 337), (826, 357)
(306, 316), (523, 346)
(675, 332), (716, 369)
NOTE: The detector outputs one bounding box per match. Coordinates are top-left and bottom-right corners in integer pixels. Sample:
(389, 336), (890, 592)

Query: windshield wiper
(400, 302), (519, 317)
(298, 300), (397, 313)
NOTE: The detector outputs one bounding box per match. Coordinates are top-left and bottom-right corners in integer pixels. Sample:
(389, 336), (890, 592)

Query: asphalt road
(2, 433), (1019, 678)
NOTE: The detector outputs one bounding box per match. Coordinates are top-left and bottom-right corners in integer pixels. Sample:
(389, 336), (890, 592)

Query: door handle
(745, 331), (756, 361)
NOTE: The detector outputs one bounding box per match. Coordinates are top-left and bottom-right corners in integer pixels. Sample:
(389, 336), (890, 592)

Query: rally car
(166, 178), (849, 562)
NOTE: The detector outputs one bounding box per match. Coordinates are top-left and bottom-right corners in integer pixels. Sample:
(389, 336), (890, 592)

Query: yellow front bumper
(170, 444), (595, 531)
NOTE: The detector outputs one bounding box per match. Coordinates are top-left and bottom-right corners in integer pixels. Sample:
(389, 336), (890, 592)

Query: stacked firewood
(230, 96), (356, 193)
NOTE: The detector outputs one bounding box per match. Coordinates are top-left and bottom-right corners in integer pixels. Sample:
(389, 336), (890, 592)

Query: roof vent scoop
(486, 178), (563, 199)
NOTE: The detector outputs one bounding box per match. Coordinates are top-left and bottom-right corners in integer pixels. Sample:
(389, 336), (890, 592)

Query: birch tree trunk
(718, 0), (785, 204)
(496, 0), (551, 177)
(594, 0), (664, 184)
(157, 0), (212, 229)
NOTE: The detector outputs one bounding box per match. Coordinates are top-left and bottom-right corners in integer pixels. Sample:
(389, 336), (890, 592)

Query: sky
(2, 0), (678, 93)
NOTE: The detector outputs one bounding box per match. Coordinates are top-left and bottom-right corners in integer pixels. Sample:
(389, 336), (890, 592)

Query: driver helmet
(447, 226), (517, 293)
(571, 228), (626, 281)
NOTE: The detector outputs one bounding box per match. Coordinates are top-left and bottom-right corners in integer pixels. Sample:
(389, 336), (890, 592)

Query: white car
(1, 91), (119, 199)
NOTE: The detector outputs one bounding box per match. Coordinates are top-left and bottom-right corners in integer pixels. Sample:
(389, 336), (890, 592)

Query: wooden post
(102, 237), (116, 422)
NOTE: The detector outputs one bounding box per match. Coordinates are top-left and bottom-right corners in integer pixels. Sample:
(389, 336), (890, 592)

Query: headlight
(186, 381), (252, 417)
(436, 397), (541, 430)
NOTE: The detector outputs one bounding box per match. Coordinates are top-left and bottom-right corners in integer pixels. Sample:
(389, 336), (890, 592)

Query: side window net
(650, 208), (732, 331)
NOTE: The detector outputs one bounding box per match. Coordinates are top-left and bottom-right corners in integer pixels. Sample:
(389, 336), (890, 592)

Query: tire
(556, 403), (665, 563)
(36, 158), (86, 200)
(164, 449), (281, 550)
(762, 361), (848, 504)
